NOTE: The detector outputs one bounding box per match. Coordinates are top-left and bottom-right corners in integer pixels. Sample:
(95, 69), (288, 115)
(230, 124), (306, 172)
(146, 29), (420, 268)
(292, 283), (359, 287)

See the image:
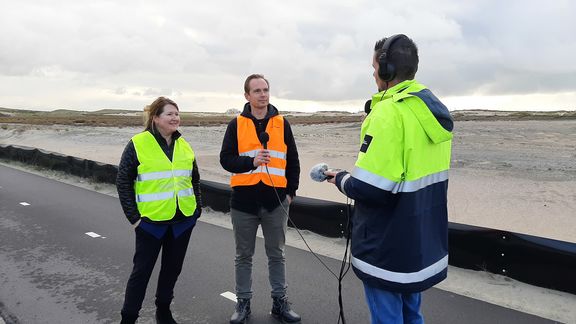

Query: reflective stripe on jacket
(231, 115), (287, 188)
(345, 79), (452, 293)
(132, 131), (197, 221)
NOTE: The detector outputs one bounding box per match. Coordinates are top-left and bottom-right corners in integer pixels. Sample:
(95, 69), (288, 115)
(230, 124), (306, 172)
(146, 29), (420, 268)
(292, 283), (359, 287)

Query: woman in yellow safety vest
(116, 97), (202, 324)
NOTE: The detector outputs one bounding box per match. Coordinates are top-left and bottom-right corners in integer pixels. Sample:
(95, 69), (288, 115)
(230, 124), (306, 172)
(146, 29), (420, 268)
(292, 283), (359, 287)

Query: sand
(1, 118), (576, 322)
(1, 119), (575, 242)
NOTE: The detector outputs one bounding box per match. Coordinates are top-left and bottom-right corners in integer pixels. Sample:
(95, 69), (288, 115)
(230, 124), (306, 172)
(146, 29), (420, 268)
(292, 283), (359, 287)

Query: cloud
(0, 0), (575, 111)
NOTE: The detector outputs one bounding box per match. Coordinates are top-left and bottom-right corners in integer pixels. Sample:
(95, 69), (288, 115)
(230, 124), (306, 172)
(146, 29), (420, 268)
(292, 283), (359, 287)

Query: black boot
(155, 301), (177, 324)
(230, 298), (251, 324)
(120, 312), (138, 324)
(271, 296), (301, 323)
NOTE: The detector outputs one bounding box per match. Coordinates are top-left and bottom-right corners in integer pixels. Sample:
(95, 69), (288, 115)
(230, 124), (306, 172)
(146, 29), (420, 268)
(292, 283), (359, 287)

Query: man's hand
(324, 170), (338, 184)
(253, 149), (271, 167)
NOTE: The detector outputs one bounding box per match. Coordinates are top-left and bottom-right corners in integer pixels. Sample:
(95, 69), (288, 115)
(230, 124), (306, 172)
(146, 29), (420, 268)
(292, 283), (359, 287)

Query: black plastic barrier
(449, 223), (576, 294)
(0, 144), (348, 237)
(0, 144), (118, 182)
(199, 179), (231, 213)
(1, 144), (575, 294)
(199, 180), (349, 238)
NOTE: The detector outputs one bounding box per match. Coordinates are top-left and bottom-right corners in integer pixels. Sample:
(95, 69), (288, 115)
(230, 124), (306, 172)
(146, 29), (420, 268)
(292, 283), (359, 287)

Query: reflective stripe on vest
(231, 115), (288, 188)
(136, 187), (194, 202)
(239, 149), (287, 160)
(137, 170), (192, 182)
(237, 166), (286, 177)
(132, 131), (197, 221)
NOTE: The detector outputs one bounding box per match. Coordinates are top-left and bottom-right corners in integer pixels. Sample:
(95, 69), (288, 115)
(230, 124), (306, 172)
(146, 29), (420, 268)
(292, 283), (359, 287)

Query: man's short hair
(374, 35), (419, 81)
(244, 74), (269, 93)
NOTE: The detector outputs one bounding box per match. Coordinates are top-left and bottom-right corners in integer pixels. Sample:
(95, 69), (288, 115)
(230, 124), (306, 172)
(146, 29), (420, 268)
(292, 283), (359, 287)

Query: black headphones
(377, 34), (406, 82)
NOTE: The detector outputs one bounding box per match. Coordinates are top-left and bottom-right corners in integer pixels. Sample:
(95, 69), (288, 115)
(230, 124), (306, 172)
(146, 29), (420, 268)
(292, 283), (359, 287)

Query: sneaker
(271, 296), (301, 323)
(230, 298), (251, 324)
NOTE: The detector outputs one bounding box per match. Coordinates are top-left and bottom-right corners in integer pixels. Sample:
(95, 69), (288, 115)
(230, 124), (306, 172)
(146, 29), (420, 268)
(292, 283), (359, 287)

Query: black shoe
(120, 312), (138, 324)
(271, 296), (301, 323)
(155, 301), (177, 324)
(230, 298), (251, 324)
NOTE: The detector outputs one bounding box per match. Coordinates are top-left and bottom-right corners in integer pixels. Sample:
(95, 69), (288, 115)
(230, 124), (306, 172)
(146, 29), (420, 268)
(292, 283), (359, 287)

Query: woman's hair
(143, 97), (179, 132)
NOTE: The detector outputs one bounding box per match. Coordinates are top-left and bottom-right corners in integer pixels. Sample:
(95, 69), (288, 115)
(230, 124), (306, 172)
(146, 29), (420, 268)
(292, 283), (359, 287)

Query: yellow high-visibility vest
(132, 131), (197, 221)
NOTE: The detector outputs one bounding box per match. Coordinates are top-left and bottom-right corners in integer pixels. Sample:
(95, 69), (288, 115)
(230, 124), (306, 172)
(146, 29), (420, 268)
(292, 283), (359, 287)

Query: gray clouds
(0, 0), (575, 111)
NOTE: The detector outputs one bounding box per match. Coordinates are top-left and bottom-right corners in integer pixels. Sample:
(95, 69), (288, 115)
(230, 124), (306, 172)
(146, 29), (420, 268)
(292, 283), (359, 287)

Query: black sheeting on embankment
(1, 144), (575, 294)
(200, 179), (350, 238)
(449, 223), (576, 294)
(0, 144), (349, 238)
(0, 144), (118, 183)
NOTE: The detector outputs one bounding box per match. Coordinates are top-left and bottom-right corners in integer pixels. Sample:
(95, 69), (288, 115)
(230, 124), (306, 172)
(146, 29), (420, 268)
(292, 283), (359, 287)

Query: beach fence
(1, 143), (575, 295)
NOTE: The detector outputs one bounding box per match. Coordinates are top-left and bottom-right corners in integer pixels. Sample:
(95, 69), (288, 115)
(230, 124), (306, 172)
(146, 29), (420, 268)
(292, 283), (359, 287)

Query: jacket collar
(371, 79), (416, 106)
(146, 128), (182, 146)
(240, 103), (280, 120)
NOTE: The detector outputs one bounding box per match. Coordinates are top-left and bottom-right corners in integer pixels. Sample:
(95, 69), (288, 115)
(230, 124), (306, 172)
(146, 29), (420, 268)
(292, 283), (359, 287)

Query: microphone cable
(337, 203), (352, 324)
(262, 163), (353, 324)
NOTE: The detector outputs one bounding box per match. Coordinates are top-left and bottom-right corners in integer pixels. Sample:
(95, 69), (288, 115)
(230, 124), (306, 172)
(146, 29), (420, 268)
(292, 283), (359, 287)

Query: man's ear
(244, 92), (250, 101)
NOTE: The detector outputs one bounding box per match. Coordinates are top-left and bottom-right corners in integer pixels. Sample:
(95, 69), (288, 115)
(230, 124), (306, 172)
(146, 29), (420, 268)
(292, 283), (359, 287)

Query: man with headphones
(325, 35), (453, 323)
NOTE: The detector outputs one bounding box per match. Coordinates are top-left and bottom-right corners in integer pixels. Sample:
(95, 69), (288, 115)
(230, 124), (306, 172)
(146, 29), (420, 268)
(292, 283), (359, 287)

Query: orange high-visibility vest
(231, 115), (287, 188)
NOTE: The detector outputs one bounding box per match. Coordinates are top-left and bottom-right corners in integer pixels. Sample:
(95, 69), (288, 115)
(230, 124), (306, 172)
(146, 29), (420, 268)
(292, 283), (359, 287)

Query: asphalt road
(0, 165), (555, 323)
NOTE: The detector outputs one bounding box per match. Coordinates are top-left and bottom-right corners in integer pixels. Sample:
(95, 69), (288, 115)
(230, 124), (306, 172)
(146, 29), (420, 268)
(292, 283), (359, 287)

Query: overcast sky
(1, 0), (575, 112)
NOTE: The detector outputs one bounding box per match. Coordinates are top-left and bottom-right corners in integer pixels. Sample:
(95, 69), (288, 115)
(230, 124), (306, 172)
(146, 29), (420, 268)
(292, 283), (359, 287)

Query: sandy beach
(1, 113), (576, 322)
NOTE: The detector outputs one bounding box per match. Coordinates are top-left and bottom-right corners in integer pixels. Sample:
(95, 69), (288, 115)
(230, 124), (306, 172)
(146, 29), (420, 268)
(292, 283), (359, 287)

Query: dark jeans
(121, 225), (193, 316)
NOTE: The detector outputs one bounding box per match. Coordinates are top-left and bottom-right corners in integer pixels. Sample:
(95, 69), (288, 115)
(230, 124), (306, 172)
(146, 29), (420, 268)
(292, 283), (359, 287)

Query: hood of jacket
(371, 80), (453, 144)
(240, 102), (280, 121)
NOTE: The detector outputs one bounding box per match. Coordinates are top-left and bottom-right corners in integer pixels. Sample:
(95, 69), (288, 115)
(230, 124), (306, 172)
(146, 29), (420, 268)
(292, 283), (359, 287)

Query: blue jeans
(231, 202), (289, 299)
(363, 283), (424, 324)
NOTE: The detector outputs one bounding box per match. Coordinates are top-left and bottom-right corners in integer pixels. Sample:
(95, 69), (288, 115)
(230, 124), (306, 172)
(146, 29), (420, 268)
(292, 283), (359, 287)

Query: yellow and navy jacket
(335, 79), (453, 293)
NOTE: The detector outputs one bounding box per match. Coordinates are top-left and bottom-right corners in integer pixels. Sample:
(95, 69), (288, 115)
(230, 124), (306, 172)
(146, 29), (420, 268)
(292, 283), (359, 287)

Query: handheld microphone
(309, 163), (341, 182)
(259, 132), (269, 149)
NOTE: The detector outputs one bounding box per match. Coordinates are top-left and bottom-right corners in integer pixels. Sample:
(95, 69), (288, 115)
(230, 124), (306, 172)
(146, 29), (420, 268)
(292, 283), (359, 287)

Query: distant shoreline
(1, 107), (575, 127)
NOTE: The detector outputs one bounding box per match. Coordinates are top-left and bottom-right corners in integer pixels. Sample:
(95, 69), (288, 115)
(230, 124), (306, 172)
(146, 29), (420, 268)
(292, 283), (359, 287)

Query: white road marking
(19, 202), (30, 206)
(220, 291), (237, 302)
(85, 232), (102, 238)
